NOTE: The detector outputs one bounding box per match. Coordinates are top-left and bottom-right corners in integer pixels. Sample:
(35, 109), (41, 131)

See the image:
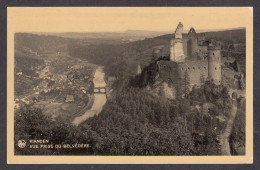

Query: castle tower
(187, 27), (198, 59)
(208, 44), (222, 85)
(170, 22), (185, 62)
(174, 22), (183, 39)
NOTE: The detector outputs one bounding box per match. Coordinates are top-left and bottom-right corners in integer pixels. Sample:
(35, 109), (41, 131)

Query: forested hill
(202, 29), (246, 43)
(14, 33), (127, 53)
(15, 33), (72, 53)
(38, 30), (172, 42)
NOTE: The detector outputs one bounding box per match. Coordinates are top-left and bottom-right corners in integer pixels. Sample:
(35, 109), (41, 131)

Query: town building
(65, 95), (74, 102)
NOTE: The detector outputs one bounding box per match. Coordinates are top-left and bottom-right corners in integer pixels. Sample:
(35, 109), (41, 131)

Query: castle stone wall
(177, 60), (208, 86)
(158, 60), (209, 88)
(198, 46), (208, 58)
(170, 39), (188, 62)
(158, 61), (181, 85)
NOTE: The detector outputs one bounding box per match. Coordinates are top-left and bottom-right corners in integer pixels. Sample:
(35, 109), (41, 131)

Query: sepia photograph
(7, 7), (253, 164)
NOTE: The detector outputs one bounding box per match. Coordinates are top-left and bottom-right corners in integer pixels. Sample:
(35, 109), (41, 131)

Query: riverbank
(68, 94), (95, 122)
(72, 66), (107, 126)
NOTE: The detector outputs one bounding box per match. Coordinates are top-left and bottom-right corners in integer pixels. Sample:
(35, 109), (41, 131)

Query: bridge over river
(73, 66), (107, 126)
(93, 87), (106, 94)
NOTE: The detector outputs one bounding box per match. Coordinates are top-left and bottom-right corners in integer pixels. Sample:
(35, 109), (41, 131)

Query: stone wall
(158, 61), (180, 85)
(177, 60), (208, 86)
(158, 60), (208, 87)
(198, 46), (208, 59)
(170, 39), (188, 62)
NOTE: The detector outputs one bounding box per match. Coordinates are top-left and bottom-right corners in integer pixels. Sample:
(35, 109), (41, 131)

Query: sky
(8, 7), (252, 32)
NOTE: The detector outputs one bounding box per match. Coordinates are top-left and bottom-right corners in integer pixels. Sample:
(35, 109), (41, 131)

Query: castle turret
(208, 44), (222, 85)
(187, 27), (198, 59)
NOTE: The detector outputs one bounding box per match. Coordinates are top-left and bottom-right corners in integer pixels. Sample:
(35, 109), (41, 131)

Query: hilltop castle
(158, 22), (222, 88)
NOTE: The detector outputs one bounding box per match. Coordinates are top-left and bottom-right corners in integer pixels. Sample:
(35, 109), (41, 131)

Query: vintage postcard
(7, 7), (253, 164)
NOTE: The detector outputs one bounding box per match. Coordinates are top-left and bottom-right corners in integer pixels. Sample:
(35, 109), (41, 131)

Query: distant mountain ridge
(32, 31), (171, 42)
(30, 27), (245, 42)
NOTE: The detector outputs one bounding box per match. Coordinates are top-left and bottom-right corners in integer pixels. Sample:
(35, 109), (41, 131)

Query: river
(72, 66), (107, 126)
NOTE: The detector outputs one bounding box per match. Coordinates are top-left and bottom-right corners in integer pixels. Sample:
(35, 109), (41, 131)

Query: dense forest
(15, 80), (245, 155)
(15, 33), (70, 53)
(203, 29), (246, 43)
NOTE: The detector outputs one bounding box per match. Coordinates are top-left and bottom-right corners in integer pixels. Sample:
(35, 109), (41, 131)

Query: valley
(14, 27), (246, 156)
(14, 45), (98, 123)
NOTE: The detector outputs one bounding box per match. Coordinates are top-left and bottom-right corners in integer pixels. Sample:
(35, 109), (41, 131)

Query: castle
(158, 22), (222, 88)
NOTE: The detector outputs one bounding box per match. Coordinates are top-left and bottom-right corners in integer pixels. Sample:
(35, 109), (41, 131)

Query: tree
(183, 71), (190, 98)
(15, 106), (90, 155)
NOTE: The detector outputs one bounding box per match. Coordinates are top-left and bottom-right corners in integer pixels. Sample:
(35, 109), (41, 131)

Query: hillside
(203, 29), (246, 43)
(15, 28), (246, 79)
(34, 30), (173, 42)
(15, 33), (71, 53)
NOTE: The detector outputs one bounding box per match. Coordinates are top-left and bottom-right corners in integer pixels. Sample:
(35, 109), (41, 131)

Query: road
(218, 100), (238, 155)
